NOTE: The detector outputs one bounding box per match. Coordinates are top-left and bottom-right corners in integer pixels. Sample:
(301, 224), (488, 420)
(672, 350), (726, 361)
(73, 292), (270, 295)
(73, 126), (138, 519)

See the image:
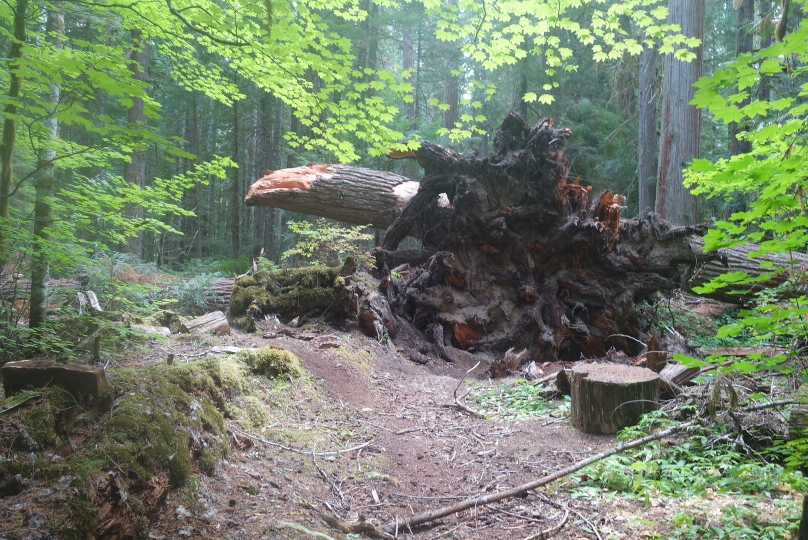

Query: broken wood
(244, 164), (419, 230)
(179, 310), (230, 335)
(703, 346), (786, 357)
(658, 362), (700, 397)
(570, 363), (660, 435)
(2, 359), (107, 396)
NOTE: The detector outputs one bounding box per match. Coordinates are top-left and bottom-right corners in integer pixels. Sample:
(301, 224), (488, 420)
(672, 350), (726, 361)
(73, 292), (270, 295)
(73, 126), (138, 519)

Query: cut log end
(2, 359), (108, 397)
(570, 363), (660, 435)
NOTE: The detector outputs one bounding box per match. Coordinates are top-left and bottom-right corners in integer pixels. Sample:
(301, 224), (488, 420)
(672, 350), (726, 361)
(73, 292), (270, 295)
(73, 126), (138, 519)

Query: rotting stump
(570, 363), (660, 435)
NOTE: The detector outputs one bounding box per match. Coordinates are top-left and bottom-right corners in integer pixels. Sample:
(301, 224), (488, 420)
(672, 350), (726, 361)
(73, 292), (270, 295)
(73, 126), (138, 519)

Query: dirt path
(143, 326), (635, 540)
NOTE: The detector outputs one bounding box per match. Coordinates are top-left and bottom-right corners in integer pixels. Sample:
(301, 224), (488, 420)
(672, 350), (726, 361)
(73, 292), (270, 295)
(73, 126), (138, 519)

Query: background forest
(0, 0), (805, 347)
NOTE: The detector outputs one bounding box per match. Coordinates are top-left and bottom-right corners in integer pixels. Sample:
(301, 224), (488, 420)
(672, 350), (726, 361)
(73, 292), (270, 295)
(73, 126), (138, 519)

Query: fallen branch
(232, 429), (372, 457)
(447, 361), (486, 418)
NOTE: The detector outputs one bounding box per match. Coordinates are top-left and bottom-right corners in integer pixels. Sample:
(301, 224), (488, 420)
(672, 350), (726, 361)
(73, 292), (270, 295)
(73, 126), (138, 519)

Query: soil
(0, 316), (801, 540)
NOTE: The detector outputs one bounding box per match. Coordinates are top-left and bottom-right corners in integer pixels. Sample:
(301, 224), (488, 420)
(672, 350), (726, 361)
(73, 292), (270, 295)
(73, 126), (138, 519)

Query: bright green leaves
(685, 1), (808, 380)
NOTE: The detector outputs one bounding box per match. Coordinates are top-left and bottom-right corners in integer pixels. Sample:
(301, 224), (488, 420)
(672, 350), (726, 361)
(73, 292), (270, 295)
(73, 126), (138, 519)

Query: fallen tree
(246, 137), (808, 310)
(242, 113), (805, 363)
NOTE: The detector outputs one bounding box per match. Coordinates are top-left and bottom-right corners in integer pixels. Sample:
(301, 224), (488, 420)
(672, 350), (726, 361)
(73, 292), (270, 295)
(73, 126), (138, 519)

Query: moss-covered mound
(0, 349), (297, 539)
(230, 266), (344, 320)
(236, 346), (304, 379)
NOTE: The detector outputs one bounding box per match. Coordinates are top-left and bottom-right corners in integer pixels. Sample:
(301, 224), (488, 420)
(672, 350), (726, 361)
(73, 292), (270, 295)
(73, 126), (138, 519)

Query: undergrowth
(471, 379), (568, 420)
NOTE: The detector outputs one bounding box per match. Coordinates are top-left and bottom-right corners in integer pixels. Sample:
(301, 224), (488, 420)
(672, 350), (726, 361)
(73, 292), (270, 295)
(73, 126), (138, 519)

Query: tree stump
(570, 363), (660, 435)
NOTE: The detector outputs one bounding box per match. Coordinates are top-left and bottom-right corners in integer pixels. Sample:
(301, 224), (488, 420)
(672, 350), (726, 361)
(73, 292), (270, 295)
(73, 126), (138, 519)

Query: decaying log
(688, 238), (808, 304)
(204, 277), (235, 313)
(245, 164), (419, 230)
(658, 362), (700, 397)
(2, 359), (107, 396)
(180, 310), (230, 335)
(570, 363), (660, 434)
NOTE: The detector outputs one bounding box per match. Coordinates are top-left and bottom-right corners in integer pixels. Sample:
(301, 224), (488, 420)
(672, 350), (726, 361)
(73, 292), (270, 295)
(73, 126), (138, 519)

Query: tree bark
(656, 0), (704, 225)
(638, 44), (658, 214)
(29, 4), (64, 330)
(0, 0), (28, 234)
(245, 164), (419, 230)
(123, 29), (149, 258)
(570, 363), (660, 435)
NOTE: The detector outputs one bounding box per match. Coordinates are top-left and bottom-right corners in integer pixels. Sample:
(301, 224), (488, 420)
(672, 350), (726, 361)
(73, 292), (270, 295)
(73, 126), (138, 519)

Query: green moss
(230, 285), (269, 314)
(231, 315), (257, 332)
(236, 347), (304, 379)
(234, 395), (271, 430)
(229, 265), (345, 319)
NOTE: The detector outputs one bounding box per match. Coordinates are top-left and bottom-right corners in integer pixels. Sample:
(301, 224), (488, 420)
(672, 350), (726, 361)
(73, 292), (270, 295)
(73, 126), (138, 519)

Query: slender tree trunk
(443, 69), (459, 130)
(656, 0), (704, 225)
(729, 0), (755, 156)
(123, 29), (149, 258)
(759, 0), (774, 103)
(402, 20), (417, 121)
(0, 0), (28, 239)
(518, 52), (529, 119)
(230, 77), (241, 258)
(638, 45), (658, 214)
(29, 4), (63, 330)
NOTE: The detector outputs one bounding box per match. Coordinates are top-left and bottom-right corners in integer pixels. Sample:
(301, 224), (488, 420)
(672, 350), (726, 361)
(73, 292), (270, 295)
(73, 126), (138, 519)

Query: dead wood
(449, 361), (486, 418)
(179, 310), (230, 334)
(244, 164), (418, 230)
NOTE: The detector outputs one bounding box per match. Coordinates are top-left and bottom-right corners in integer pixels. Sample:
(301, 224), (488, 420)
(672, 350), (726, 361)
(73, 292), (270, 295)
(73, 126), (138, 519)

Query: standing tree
(29, 4), (64, 330)
(656, 0), (704, 225)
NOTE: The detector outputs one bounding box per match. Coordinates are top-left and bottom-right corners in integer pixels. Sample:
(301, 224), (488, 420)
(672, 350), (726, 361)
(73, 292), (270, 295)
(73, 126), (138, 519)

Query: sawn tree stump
(570, 364), (660, 435)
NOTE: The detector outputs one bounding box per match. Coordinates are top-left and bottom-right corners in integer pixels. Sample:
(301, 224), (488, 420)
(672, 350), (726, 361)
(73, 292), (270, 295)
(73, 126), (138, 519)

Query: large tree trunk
(656, 0), (704, 225)
(245, 164), (419, 230)
(638, 44), (658, 214)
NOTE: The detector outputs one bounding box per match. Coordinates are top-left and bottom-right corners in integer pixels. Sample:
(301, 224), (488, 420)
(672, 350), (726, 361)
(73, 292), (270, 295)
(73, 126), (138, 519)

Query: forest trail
(136, 323), (673, 540)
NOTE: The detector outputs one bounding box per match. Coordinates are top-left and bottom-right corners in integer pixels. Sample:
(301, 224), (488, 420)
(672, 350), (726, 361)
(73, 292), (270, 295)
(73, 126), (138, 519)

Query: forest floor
(1, 311), (803, 540)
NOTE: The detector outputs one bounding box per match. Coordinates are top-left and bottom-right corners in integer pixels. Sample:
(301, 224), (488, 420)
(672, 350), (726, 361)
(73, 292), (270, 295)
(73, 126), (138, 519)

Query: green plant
(471, 379), (564, 419)
(283, 220), (373, 268)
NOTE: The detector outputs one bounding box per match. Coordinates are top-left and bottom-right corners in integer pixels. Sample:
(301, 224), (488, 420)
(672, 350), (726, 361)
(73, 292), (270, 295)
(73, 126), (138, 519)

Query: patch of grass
(470, 379), (567, 419)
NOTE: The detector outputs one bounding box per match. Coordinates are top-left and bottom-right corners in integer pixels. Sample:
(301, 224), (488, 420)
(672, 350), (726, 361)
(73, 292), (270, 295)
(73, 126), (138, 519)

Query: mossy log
(229, 260), (396, 341)
(570, 363), (660, 435)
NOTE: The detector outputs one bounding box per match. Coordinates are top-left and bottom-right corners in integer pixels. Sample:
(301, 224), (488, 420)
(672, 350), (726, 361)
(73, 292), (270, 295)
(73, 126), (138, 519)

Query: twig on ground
(535, 494), (602, 540)
(447, 361), (486, 418)
(522, 509), (568, 540)
(278, 520), (338, 540)
(232, 428), (372, 456)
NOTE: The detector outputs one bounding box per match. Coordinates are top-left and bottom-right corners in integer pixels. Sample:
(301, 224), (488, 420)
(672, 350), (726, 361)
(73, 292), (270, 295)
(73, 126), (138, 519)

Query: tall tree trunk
(656, 0), (704, 225)
(729, 0), (755, 156)
(29, 4), (64, 330)
(123, 29), (149, 258)
(0, 0), (28, 241)
(638, 45), (659, 214)
(230, 78), (241, 258)
(443, 68), (459, 130)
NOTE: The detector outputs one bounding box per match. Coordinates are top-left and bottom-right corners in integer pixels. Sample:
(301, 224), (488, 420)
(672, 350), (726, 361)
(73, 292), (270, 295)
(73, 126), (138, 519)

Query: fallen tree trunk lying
(245, 164), (419, 230)
(245, 165), (808, 308)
